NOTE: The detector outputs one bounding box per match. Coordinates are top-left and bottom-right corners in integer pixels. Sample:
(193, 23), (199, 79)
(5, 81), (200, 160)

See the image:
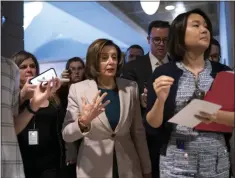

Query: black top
(57, 85), (69, 113)
(99, 88), (120, 131)
(18, 102), (62, 174)
(144, 60), (231, 155)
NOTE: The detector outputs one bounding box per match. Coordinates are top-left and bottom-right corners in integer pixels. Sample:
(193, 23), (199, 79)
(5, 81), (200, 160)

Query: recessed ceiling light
(175, 3), (186, 13)
(140, 1), (160, 15)
(165, 5), (175, 11)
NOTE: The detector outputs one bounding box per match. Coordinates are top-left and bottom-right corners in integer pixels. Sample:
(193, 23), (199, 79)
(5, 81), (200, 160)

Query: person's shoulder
(136, 53), (149, 59)
(69, 80), (91, 96)
(210, 60), (232, 72)
(153, 61), (178, 74)
(71, 79), (93, 89)
(134, 54), (149, 64)
(124, 54), (149, 67)
(116, 77), (138, 88)
(1, 56), (19, 72)
(152, 61), (182, 81)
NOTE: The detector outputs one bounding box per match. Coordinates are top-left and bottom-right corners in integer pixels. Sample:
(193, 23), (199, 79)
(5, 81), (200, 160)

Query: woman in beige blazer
(62, 39), (151, 178)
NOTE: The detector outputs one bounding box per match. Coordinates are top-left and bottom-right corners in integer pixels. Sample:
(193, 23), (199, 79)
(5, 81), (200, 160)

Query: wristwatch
(78, 120), (90, 132)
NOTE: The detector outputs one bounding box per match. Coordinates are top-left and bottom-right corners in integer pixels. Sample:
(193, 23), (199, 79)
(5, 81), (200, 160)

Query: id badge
(28, 129), (39, 145)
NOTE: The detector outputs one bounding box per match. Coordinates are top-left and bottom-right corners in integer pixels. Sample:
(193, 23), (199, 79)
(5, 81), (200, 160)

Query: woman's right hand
(20, 78), (37, 103)
(79, 90), (110, 126)
(61, 69), (71, 86)
(61, 69), (70, 79)
(30, 78), (59, 111)
(153, 76), (174, 103)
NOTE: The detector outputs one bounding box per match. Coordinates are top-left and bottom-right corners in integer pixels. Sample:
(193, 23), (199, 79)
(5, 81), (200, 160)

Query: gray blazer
(62, 78), (151, 178)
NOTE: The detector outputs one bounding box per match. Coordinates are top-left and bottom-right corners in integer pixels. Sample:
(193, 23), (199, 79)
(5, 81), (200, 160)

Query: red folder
(194, 71), (234, 133)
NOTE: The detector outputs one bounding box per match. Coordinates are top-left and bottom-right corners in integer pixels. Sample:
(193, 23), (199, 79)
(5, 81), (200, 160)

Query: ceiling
(110, 1), (219, 36)
(24, 1), (149, 61)
(24, 1), (220, 62)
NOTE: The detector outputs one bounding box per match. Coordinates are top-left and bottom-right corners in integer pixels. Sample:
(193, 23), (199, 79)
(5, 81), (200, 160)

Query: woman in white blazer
(62, 39), (151, 178)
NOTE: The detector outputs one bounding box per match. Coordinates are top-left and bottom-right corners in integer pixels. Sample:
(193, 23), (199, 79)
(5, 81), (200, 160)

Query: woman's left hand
(195, 111), (217, 124)
(30, 78), (60, 111)
(50, 77), (61, 93)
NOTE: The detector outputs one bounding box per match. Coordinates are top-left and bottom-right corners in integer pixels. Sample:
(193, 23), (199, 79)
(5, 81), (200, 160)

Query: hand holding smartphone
(60, 69), (71, 83)
(30, 68), (57, 86)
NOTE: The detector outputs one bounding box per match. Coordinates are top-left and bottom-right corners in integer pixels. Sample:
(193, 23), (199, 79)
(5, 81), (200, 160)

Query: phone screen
(30, 68), (57, 85)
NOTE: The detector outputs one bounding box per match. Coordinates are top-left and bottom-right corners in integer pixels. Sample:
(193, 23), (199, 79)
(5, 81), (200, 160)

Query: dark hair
(12, 50), (60, 105)
(148, 20), (170, 36)
(85, 39), (123, 80)
(65, 57), (85, 70)
(11, 50), (40, 75)
(126, 44), (144, 55)
(168, 9), (213, 61)
(211, 38), (221, 55)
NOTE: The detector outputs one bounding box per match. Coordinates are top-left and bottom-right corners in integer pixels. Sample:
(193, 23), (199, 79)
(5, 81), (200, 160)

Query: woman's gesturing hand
(153, 76), (174, 103)
(79, 90), (110, 126)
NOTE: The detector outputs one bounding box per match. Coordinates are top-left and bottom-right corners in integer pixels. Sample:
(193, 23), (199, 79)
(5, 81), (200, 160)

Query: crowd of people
(1, 8), (234, 178)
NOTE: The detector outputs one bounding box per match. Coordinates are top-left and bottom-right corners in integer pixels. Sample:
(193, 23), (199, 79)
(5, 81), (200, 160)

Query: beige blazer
(62, 78), (151, 178)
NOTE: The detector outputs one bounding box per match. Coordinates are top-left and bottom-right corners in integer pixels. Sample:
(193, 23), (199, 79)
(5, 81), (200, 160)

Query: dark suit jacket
(121, 53), (172, 116)
(121, 53), (152, 96)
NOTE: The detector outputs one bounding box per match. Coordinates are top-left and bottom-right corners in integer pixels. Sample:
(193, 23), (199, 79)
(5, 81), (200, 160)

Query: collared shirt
(1, 57), (25, 178)
(149, 52), (169, 72)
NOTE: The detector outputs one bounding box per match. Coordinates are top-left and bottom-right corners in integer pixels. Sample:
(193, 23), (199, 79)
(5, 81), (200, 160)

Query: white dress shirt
(149, 52), (169, 72)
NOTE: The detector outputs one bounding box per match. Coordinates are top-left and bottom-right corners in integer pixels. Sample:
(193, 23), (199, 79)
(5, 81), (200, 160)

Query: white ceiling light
(165, 5), (175, 11)
(175, 3), (186, 14)
(172, 2), (186, 19)
(140, 1), (160, 15)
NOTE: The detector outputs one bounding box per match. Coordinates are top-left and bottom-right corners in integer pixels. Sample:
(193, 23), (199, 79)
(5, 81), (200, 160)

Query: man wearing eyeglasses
(147, 23), (170, 71)
(121, 20), (170, 178)
(122, 20), (170, 104)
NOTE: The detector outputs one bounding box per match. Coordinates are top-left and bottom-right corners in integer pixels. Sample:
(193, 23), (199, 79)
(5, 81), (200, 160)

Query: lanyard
(32, 116), (36, 130)
(176, 139), (189, 158)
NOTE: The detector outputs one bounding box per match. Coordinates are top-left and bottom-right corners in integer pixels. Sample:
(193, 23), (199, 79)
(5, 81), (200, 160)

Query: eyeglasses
(149, 37), (168, 45)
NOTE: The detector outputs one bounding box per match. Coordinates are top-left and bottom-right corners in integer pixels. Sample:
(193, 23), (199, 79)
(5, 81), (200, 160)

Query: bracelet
(26, 101), (37, 114)
(78, 119), (90, 132)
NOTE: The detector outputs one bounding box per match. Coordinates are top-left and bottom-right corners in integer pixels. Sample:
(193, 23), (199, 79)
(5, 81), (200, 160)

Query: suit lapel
(85, 79), (130, 133)
(86, 80), (113, 132)
(145, 53), (153, 75)
(114, 78), (130, 133)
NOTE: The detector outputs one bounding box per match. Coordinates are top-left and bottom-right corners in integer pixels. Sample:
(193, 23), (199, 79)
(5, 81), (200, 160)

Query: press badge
(28, 130), (39, 145)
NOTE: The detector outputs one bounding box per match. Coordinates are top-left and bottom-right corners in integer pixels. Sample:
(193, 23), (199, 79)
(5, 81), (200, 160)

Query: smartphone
(30, 68), (57, 85)
(60, 69), (71, 83)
